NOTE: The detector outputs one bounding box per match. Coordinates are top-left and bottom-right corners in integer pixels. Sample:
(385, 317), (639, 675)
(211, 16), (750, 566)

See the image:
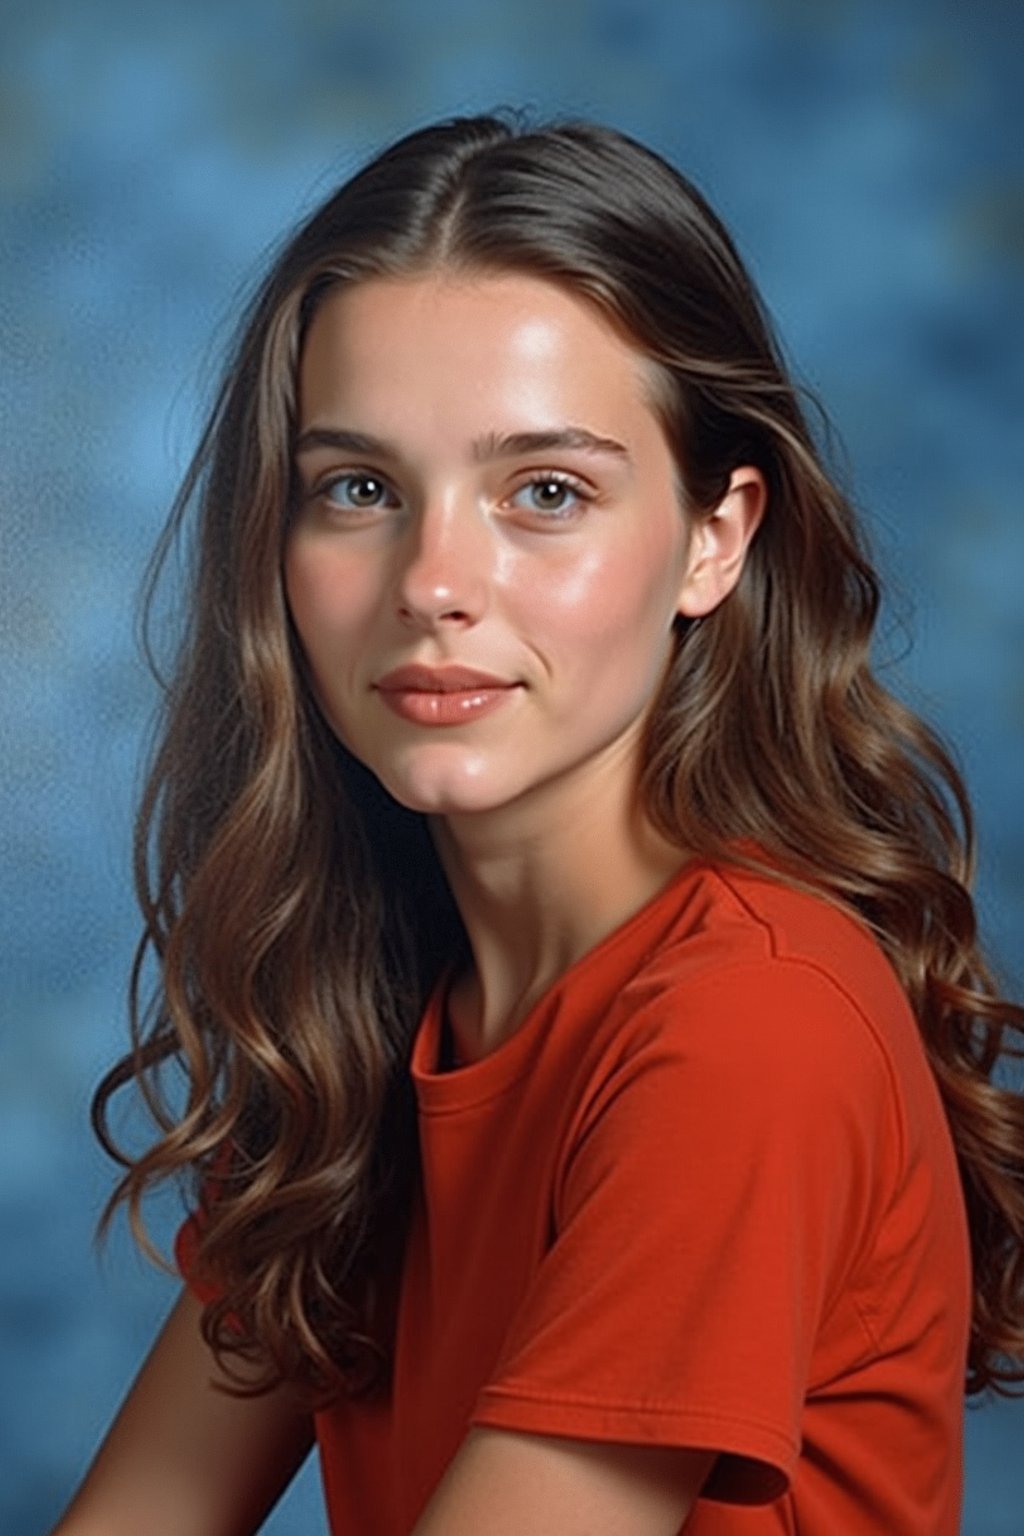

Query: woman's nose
(393, 501), (490, 630)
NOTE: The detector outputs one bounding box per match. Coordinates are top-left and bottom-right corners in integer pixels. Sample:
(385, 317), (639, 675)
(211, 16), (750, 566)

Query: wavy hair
(94, 113), (1024, 1399)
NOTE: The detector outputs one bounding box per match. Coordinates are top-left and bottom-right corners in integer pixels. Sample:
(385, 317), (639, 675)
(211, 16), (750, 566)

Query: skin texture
(51, 1291), (313, 1536)
(412, 1428), (717, 1536)
(289, 273), (747, 826)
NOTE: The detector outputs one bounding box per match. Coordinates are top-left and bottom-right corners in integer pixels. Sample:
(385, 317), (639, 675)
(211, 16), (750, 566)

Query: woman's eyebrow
(295, 426), (394, 457)
(294, 425), (631, 462)
(471, 427), (631, 462)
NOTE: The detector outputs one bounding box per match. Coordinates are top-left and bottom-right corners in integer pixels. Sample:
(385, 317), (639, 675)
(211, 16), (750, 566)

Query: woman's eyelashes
(318, 471), (400, 515)
(506, 472), (593, 521)
(308, 468), (596, 526)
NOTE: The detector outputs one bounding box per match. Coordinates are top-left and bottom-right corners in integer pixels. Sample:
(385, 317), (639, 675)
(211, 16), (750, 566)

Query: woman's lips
(374, 665), (519, 727)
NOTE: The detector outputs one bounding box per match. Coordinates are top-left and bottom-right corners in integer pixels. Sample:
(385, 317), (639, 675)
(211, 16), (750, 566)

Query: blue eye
(321, 472), (397, 510)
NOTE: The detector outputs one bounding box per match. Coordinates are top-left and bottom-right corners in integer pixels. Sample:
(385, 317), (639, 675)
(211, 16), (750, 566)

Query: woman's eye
(510, 475), (589, 519)
(320, 472), (397, 511)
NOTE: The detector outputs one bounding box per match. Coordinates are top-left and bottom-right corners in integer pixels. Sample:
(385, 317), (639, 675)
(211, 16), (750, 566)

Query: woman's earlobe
(676, 465), (766, 618)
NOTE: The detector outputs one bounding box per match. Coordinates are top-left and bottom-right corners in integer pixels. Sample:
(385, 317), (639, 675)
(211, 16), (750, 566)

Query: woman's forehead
(296, 271), (668, 461)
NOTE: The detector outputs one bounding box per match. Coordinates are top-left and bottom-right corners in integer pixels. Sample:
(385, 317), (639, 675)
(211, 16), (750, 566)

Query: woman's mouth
(374, 665), (520, 726)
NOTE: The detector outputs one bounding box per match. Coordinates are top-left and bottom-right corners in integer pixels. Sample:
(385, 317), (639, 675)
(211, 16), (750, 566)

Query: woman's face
(285, 271), (699, 824)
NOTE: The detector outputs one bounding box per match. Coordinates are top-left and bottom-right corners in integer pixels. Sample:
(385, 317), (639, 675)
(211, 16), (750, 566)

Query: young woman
(55, 114), (1023, 1535)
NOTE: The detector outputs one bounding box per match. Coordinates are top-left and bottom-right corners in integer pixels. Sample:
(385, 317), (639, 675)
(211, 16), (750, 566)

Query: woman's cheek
(508, 539), (670, 643)
(500, 542), (616, 635)
(284, 542), (378, 646)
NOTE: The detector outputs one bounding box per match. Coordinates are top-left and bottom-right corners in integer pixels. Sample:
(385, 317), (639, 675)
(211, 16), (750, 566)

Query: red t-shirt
(179, 859), (971, 1532)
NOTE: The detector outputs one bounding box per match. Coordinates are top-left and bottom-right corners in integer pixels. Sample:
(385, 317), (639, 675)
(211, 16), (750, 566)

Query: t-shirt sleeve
(174, 1150), (235, 1306)
(174, 1209), (225, 1305)
(471, 957), (901, 1503)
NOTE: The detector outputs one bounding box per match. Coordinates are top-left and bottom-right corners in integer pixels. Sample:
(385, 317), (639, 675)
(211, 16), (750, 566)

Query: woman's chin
(371, 756), (513, 819)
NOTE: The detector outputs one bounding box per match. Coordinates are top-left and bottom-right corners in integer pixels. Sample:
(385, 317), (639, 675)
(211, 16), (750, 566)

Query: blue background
(1, 2), (1022, 1531)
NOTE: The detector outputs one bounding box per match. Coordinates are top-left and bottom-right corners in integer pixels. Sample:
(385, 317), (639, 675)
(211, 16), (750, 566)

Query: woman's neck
(431, 761), (690, 1062)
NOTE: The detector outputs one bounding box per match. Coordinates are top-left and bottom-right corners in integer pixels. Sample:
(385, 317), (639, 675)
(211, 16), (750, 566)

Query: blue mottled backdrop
(1, 2), (1021, 1532)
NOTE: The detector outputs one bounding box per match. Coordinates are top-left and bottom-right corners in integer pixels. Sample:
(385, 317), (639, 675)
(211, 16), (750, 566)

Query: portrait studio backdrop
(1, 2), (1022, 1532)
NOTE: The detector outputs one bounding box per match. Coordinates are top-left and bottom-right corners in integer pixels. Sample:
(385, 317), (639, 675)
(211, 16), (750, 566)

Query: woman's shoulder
(610, 856), (924, 1115)
(646, 856), (909, 1018)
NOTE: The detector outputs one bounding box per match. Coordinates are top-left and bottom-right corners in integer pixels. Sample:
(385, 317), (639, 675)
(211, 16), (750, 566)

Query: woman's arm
(412, 1427), (715, 1535)
(51, 1287), (314, 1536)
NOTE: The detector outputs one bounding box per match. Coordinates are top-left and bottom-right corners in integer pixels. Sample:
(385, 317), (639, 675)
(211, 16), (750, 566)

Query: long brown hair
(94, 112), (1024, 1400)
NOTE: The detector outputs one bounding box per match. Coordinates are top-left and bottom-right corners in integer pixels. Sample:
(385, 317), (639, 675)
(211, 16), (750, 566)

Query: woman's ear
(676, 465), (766, 619)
